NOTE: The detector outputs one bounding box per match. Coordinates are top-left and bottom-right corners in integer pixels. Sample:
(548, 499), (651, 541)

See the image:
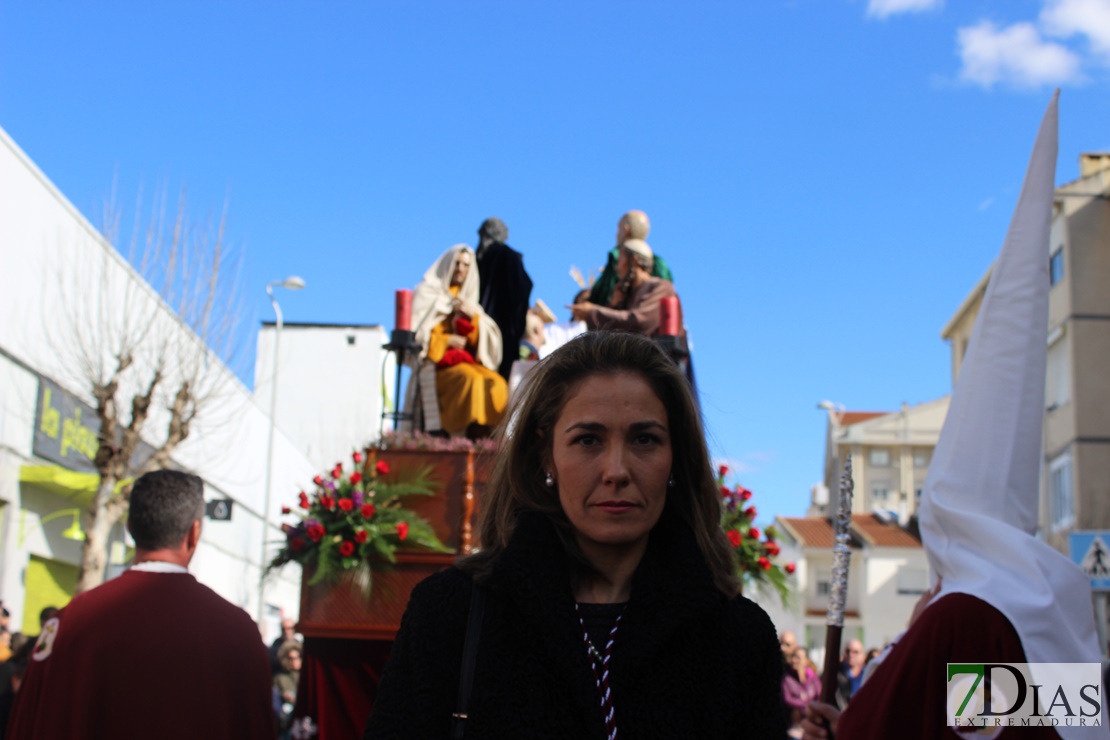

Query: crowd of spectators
(778, 630), (889, 739)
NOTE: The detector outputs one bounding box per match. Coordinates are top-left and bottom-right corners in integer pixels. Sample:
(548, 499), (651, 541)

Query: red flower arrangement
(266, 449), (450, 593)
(718, 469), (796, 603)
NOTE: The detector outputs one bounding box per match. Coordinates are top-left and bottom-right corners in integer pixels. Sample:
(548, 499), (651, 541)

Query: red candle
(659, 296), (680, 337)
(394, 289), (413, 332)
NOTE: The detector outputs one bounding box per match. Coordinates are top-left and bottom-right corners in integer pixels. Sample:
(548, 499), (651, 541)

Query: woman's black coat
(365, 512), (785, 739)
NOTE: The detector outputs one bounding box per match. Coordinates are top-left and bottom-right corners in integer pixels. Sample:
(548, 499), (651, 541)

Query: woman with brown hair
(365, 332), (784, 739)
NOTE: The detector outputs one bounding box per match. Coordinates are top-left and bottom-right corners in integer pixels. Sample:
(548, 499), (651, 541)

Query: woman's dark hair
(460, 331), (738, 596)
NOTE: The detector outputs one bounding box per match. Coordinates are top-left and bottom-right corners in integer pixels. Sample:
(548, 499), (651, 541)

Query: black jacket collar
(487, 511), (726, 678)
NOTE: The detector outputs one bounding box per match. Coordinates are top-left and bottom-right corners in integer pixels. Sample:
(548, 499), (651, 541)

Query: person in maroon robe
(804, 93), (1101, 740)
(6, 470), (275, 740)
(801, 588), (1062, 739)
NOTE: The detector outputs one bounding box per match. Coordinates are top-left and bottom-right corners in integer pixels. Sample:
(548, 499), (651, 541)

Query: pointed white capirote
(919, 91), (1103, 738)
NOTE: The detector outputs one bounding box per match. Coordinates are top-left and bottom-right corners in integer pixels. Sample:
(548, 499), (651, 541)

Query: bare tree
(47, 182), (245, 593)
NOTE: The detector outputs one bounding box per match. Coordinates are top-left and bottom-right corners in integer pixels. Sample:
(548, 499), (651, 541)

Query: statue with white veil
(408, 244), (507, 438)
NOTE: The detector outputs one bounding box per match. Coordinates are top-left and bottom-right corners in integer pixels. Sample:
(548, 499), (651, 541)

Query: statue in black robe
(475, 218), (533, 380)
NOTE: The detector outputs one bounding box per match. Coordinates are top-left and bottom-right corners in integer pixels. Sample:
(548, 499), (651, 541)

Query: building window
(915, 488), (923, 505)
(816, 570), (832, 597)
(1049, 247), (1065, 286)
(871, 487), (890, 506)
(913, 449), (930, 468)
(897, 568), (929, 595)
(1046, 333), (1070, 411)
(1049, 453), (1075, 531)
(870, 448), (891, 467)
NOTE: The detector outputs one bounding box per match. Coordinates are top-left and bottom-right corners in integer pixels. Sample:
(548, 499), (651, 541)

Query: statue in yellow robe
(410, 245), (507, 437)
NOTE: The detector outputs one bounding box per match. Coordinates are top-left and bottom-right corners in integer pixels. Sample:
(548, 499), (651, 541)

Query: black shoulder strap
(450, 584), (486, 740)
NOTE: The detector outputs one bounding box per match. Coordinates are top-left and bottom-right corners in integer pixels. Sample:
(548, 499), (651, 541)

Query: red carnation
(355, 530), (368, 543)
(320, 495), (335, 510)
(718, 465), (730, 478)
(306, 524), (325, 542)
(743, 506), (757, 520)
(349, 471), (363, 485)
(375, 460), (391, 476)
(757, 556), (771, 571)
(765, 541), (781, 556)
(313, 475), (324, 486)
(290, 536), (305, 551)
(352, 451), (364, 464)
(453, 316), (475, 336)
(338, 498), (354, 512)
(331, 465), (343, 480)
(339, 541), (355, 557)
(726, 530), (742, 548)
(396, 522), (409, 540)
(738, 487), (753, 501)
(298, 499), (311, 510)
(785, 562), (796, 575)
(720, 486), (731, 499)
(360, 503), (376, 519)
(748, 527), (761, 540)
(281, 506), (291, 515)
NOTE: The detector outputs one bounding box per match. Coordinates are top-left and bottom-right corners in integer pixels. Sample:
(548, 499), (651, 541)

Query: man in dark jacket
(475, 217), (532, 380)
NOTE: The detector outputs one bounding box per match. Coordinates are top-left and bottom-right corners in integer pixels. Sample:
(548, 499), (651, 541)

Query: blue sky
(3, 0), (1109, 521)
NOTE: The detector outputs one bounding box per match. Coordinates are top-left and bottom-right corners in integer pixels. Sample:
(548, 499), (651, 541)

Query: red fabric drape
(294, 637), (393, 740)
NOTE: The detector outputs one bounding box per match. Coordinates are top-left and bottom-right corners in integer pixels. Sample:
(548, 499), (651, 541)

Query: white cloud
(1041, 0), (1110, 64)
(978, 197), (995, 211)
(867, 0), (943, 19)
(957, 20), (1083, 88)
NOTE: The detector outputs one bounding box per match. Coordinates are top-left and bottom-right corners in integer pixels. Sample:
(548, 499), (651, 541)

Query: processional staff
(820, 457), (854, 716)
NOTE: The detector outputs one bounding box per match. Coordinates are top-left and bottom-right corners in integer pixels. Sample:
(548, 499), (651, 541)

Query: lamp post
(817, 401), (845, 517)
(18, 508), (85, 547)
(258, 276), (305, 629)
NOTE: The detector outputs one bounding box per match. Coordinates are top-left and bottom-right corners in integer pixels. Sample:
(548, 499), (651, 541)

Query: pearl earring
(545, 471), (555, 488)
(668, 476), (675, 488)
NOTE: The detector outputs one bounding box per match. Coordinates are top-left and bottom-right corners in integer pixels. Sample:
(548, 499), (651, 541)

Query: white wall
(0, 126), (313, 639)
(860, 549), (929, 649)
(255, 323), (392, 471)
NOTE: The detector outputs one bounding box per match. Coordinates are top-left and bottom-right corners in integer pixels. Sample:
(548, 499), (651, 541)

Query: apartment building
(811, 398), (949, 521)
(942, 152), (1110, 552)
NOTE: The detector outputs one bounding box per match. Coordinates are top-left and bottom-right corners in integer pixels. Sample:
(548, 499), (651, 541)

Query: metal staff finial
(820, 456), (855, 706)
(827, 456), (854, 628)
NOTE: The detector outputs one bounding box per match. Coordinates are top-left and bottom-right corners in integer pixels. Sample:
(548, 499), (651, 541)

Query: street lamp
(258, 276), (305, 629)
(19, 508), (85, 546)
(816, 401), (845, 516)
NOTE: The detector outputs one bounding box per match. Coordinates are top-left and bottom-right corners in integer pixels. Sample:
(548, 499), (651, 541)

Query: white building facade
(768, 513), (928, 662)
(0, 126), (315, 641)
(254, 322), (392, 472)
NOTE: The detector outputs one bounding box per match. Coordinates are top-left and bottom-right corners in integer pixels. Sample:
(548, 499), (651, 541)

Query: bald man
(836, 639), (866, 709)
(587, 210), (674, 308)
(571, 238), (681, 339)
